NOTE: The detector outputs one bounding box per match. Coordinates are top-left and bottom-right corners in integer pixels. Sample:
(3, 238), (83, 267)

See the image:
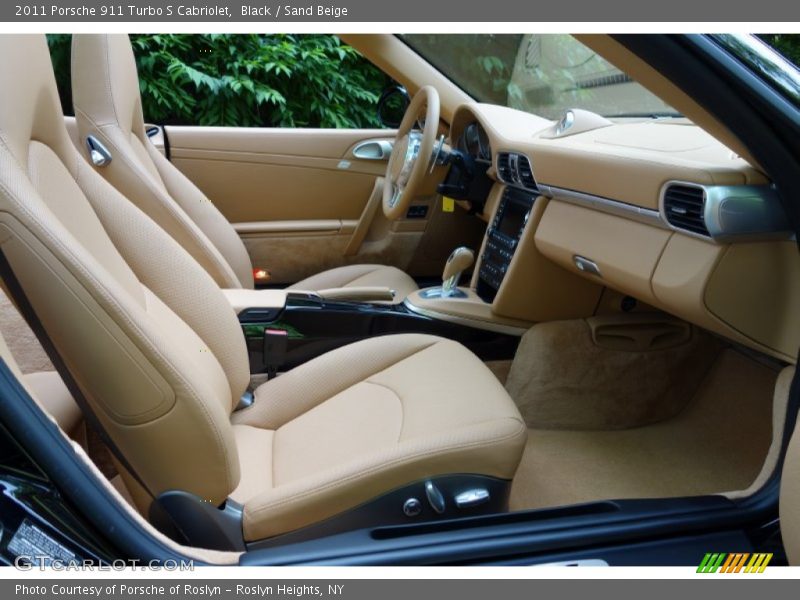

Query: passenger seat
(0, 35), (526, 548)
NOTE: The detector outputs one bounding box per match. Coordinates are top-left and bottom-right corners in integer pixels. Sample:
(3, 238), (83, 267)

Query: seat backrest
(71, 34), (254, 290)
(0, 34), (249, 506)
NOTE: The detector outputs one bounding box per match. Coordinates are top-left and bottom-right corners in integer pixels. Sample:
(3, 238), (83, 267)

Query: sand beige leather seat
(69, 33), (418, 301)
(0, 35), (526, 547)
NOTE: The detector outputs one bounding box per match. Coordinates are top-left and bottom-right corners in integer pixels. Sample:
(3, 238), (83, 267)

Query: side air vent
(497, 153), (513, 183)
(662, 184), (709, 237)
(496, 152), (537, 191)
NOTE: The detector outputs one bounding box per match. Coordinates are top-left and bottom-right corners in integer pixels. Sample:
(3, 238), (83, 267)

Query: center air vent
(496, 152), (537, 191)
(662, 184), (709, 237)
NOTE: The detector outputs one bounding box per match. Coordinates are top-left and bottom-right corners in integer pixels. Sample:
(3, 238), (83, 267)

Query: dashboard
(443, 102), (800, 363)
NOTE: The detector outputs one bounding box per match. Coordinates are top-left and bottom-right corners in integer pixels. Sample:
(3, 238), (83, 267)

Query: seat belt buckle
(253, 268), (271, 284)
(263, 328), (288, 379)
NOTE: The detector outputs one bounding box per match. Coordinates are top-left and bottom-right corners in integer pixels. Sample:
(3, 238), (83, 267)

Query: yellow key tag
(442, 196), (455, 213)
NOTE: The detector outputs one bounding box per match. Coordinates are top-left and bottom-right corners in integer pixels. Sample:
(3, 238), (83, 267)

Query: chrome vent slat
(663, 184), (709, 237)
(496, 152), (537, 192)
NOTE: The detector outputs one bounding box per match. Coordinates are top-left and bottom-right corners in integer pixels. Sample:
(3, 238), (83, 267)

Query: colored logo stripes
(697, 553), (773, 573)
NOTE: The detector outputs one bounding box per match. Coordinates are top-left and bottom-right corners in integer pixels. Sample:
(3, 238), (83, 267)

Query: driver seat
(69, 34), (418, 301)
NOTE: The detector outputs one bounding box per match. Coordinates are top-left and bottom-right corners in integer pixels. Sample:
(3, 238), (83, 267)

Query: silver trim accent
(546, 182), (792, 244)
(554, 109), (575, 136)
(420, 286), (468, 299)
(573, 255), (602, 277)
(454, 488), (490, 509)
(402, 498), (422, 517)
(540, 184), (666, 229)
(430, 134), (447, 173)
(403, 298), (528, 336)
(496, 151), (538, 192)
(534, 559), (610, 567)
(235, 391), (255, 411)
(85, 135), (112, 167)
(425, 481), (446, 514)
(659, 180), (792, 243)
(353, 139), (393, 160)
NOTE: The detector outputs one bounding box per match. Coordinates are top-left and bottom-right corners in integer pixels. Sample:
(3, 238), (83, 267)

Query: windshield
(401, 34), (679, 120)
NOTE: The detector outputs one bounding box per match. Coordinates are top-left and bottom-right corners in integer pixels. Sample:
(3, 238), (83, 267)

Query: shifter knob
(442, 247), (474, 296)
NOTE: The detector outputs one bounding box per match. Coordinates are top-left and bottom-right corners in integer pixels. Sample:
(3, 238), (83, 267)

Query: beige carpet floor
(0, 288), (53, 374)
(510, 348), (779, 510)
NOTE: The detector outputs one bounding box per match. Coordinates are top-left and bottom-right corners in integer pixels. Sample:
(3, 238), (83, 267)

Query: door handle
(353, 140), (393, 160)
(589, 315), (692, 352)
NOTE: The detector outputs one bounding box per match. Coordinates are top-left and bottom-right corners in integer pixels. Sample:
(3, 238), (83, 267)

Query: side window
(48, 34), (74, 116)
(47, 34), (393, 128)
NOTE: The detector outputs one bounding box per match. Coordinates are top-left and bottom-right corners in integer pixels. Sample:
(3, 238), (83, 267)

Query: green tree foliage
(46, 34), (391, 128)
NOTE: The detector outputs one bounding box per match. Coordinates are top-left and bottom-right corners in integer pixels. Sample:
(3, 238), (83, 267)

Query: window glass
(719, 34), (800, 107)
(401, 34), (679, 119)
(47, 34), (393, 128)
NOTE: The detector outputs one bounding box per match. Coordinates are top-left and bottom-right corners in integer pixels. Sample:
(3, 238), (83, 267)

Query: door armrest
(221, 289), (289, 314)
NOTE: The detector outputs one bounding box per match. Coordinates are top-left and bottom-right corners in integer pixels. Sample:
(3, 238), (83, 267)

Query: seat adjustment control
(454, 488), (490, 509)
(425, 480), (446, 514)
(403, 497), (422, 517)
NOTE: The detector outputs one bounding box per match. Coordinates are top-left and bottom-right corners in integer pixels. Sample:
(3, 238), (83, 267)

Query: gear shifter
(441, 247), (474, 297)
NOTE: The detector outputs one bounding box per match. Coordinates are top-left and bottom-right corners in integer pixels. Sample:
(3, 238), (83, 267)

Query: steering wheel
(383, 85), (440, 220)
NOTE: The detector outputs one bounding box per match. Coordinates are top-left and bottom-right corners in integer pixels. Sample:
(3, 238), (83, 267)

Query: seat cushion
(230, 334), (526, 540)
(287, 264), (418, 302)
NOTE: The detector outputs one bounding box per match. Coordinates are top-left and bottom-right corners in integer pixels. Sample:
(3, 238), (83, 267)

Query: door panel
(165, 127), (392, 222)
(164, 126), (436, 283)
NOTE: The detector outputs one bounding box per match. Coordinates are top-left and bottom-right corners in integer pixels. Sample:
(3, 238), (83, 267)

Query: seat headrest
(0, 35), (76, 172)
(71, 34), (146, 138)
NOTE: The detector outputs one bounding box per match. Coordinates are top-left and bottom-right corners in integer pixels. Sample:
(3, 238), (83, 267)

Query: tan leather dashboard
(453, 103), (767, 210)
(451, 102), (799, 364)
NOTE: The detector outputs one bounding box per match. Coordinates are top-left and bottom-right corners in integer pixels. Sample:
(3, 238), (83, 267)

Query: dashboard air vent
(496, 152), (537, 191)
(663, 184), (709, 237)
(497, 153), (513, 183)
(516, 155), (536, 188)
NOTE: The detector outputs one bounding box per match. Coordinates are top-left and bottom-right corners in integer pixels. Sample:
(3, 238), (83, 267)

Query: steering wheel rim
(382, 86), (440, 220)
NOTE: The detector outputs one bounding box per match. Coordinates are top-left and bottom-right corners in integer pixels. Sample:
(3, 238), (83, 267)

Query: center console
(232, 165), (543, 375)
(236, 293), (520, 374)
(477, 186), (537, 302)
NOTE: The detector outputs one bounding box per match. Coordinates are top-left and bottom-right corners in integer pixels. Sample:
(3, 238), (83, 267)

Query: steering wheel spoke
(382, 86), (440, 220)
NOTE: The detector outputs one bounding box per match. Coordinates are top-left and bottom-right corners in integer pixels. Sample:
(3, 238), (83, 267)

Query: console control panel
(477, 187), (536, 302)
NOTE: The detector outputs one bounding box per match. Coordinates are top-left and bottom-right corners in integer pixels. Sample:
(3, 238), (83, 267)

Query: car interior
(0, 32), (799, 564)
